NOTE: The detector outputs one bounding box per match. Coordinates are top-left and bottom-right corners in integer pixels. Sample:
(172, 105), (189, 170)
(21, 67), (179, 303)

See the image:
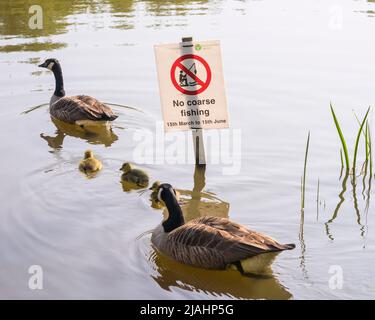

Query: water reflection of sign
(170, 54), (211, 95)
(154, 40), (229, 132)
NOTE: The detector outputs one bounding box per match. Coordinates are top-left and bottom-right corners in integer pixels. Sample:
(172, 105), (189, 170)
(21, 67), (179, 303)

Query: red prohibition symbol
(170, 54), (212, 95)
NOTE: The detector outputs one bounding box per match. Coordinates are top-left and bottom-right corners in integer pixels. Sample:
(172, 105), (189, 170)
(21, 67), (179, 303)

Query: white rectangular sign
(154, 40), (229, 132)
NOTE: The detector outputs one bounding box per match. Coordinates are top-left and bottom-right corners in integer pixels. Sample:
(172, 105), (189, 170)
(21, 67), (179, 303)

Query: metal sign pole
(181, 36), (206, 166)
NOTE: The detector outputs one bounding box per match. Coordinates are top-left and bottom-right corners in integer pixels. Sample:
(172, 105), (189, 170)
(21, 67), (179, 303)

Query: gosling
(120, 163), (149, 188)
(79, 150), (102, 174)
(150, 181), (180, 208)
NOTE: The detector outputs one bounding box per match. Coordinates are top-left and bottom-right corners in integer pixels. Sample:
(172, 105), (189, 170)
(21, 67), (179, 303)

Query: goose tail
(282, 243), (296, 250)
(102, 114), (118, 121)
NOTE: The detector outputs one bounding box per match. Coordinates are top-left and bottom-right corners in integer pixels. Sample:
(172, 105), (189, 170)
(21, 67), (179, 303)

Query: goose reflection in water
(40, 117), (118, 149)
(149, 249), (291, 300)
(121, 180), (147, 192)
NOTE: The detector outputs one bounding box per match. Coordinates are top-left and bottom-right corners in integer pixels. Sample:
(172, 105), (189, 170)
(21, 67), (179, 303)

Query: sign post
(181, 37), (206, 166)
(154, 37), (229, 165)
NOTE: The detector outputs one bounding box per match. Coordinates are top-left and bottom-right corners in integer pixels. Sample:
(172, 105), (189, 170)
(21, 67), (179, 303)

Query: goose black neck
(162, 189), (185, 233)
(52, 63), (65, 97)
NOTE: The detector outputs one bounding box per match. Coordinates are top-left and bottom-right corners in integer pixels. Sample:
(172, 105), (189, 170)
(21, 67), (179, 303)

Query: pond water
(1, 0), (375, 299)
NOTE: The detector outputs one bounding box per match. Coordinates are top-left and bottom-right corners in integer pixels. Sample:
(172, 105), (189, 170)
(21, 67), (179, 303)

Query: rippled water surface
(1, 0), (375, 299)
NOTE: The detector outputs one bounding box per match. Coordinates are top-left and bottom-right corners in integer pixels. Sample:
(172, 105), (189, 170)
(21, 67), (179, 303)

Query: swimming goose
(120, 163), (149, 188)
(79, 150), (102, 174)
(151, 183), (295, 271)
(38, 58), (118, 126)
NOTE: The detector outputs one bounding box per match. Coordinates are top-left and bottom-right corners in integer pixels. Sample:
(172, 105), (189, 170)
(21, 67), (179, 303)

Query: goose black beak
(38, 62), (48, 68)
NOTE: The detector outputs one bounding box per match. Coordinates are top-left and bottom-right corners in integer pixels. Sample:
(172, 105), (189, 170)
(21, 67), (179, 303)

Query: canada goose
(38, 58), (118, 126)
(79, 150), (102, 174)
(151, 183), (295, 272)
(120, 163), (149, 188)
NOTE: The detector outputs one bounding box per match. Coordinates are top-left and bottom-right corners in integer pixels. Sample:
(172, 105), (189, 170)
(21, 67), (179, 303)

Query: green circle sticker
(195, 44), (202, 51)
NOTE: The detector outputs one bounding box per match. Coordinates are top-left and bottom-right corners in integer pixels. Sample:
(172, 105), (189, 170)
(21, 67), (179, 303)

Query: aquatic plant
(340, 149), (344, 168)
(352, 107), (370, 174)
(368, 124), (373, 177)
(330, 104), (371, 173)
(330, 103), (350, 171)
(326, 105), (371, 241)
(301, 132), (310, 210)
(354, 113), (370, 162)
(365, 122), (369, 162)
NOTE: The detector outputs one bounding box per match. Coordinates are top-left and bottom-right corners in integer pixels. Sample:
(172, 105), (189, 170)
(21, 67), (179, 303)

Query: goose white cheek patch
(47, 62), (54, 70)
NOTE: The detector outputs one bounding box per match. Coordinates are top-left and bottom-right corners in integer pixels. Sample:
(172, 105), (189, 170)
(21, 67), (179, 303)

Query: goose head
(155, 183), (184, 232)
(155, 183), (178, 202)
(84, 150), (94, 159)
(120, 162), (132, 173)
(38, 58), (65, 97)
(38, 58), (60, 71)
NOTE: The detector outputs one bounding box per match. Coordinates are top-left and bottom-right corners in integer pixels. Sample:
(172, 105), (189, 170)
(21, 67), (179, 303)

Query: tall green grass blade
(353, 107), (371, 173)
(339, 149), (344, 180)
(365, 122), (370, 161)
(362, 159), (368, 199)
(340, 149), (344, 168)
(300, 176), (303, 206)
(330, 103), (350, 171)
(369, 124), (373, 178)
(301, 132), (310, 210)
(354, 112), (369, 158)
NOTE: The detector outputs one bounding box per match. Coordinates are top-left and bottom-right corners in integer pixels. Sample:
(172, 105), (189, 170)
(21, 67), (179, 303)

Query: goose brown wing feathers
(165, 216), (294, 269)
(196, 216), (292, 250)
(50, 95), (117, 123)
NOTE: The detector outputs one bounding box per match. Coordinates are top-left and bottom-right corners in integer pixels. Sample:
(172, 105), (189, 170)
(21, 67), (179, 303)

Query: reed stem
(301, 132), (310, 210)
(353, 107), (371, 173)
(330, 103), (350, 171)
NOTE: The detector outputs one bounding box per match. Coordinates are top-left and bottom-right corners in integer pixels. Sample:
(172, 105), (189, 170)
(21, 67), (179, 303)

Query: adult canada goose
(120, 163), (149, 188)
(151, 183), (295, 272)
(79, 150), (102, 174)
(38, 58), (118, 126)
